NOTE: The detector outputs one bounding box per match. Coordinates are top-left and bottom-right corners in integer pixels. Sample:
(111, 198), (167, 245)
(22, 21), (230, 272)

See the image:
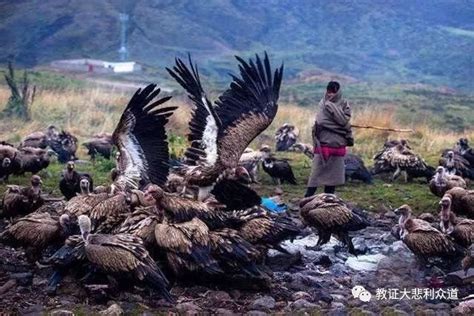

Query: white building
(50, 59), (141, 73)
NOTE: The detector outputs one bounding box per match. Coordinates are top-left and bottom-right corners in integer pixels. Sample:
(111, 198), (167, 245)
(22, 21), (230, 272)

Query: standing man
(304, 81), (353, 197)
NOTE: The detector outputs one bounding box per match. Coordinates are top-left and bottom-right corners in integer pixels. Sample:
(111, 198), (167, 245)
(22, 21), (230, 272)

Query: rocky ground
(1, 204), (473, 315)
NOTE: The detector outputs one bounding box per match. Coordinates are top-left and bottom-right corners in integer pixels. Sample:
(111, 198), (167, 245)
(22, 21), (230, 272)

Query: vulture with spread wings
(112, 84), (176, 191)
(167, 53), (283, 201)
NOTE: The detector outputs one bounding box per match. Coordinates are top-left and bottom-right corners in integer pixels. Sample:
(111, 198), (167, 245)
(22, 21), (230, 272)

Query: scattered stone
(252, 295), (276, 310)
(9, 272), (33, 286)
(345, 254), (387, 271)
(452, 299), (474, 315)
(176, 302), (201, 314)
(246, 311), (268, 316)
(21, 304), (45, 315)
(208, 290), (232, 303)
(291, 291), (312, 301)
(290, 299), (318, 310)
(50, 310), (74, 316)
(215, 308), (236, 316)
(0, 279), (16, 295)
(330, 302), (347, 314)
(99, 303), (124, 316)
(313, 254), (332, 266)
(330, 263), (348, 276)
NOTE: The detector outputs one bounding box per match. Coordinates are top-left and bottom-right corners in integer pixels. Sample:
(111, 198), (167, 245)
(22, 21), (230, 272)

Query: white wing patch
(201, 97), (218, 166)
(117, 132), (148, 190)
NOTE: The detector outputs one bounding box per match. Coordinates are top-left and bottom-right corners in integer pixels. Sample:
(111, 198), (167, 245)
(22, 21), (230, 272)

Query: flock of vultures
(0, 53), (473, 303)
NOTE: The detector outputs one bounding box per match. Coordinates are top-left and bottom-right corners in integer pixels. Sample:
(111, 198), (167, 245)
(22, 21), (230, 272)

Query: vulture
(0, 144), (17, 181)
(59, 161), (94, 200)
(439, 196), (474, 247)
(372, 139), (432, 181)
(389, 143), (430, 182)
(236, 208), (300, 256)
(0, 213), (74, 263)
(462, 245), (474, 275)
(394, 204), (464, 259)
(12, 147), (52, 175)
(64, 178), (110, 219)
(48, 130), (78, 163)
(439, 150), (473, 179)
(115, 206), (162, 248)
(288, 143), (314, 160)
(87, 190), (150, 233)
(443, 187), (474, 219)
(262, 156), (297, 185)
(1, 175), (44, 217)
(144, 184), (227, 229)
(166, 52), (283, 201)
(208, 228), (266, 278)
(77, 215), (172, 301)
(275, 123), (299, 151)
(20, 131), (49, 149)
(239, 145), (272, 183)
(457, 138), (474, 166)
(112, 84), (175, 192)
(154, 217), (223, 276)
(300, 194), (370, 255)
(429, 166), (467, 197)
(344, 153), (373, 184)
(83, 133), (113, 159)
(45, 235), (86, 294)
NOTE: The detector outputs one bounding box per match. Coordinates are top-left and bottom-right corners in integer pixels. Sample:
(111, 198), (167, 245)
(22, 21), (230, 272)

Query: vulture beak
(393, 208), (400, 215)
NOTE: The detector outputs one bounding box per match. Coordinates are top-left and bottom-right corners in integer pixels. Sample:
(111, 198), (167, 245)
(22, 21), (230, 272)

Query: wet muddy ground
(0, 207), (472, 315)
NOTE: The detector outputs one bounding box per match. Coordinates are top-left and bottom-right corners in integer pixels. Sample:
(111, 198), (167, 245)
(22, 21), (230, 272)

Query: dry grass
(0, 86), (471, 165)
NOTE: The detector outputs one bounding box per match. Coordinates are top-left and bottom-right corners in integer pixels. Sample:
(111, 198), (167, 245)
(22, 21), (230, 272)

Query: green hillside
(1, 0), (473, 91)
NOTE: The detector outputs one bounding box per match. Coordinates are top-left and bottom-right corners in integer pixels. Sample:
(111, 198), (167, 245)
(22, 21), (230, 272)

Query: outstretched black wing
(166, 55), (221, 166)
(215, 52), (283, 167)
(112, 84), (175, 189)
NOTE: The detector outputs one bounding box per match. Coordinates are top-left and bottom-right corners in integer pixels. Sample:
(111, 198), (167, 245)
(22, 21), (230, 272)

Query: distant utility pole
(118, 13), (129, 61)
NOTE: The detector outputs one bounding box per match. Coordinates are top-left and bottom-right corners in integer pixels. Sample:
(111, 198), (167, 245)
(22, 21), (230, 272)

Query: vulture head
(6, 185), (21, 194)
(447, 151), (454, 159)
(78, 215), (92, 241)
(59, 214), (76, 235)
(46, 125), (59, 140)
(2, 157), (11, 168)
(434, 166), (447, 185)
(79, 178), (90, 194)
(66, 161), (75, 172)
(459, 138), (469, 149)
(144, 184), (163, 204)
(439, 196), (454, 234)
(232, 166), (252, 184)
(394, 204), (413, 237)
(128, 189), (155, 207)
(30, 175), (43, 187)
(260, 145), (272, 155)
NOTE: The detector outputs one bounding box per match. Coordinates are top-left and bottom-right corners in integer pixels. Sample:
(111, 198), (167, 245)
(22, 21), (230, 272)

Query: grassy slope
(0, 70), (473, 215)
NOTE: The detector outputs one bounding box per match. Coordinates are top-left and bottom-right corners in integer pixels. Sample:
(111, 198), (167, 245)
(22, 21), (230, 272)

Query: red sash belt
(314, 146), (346, 160)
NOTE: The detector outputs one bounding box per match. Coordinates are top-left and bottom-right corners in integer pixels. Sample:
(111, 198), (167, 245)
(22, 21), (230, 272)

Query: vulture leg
(342, 232), (357, 256)
(391, 167), (401, 182)
(403, 171), (408, 183)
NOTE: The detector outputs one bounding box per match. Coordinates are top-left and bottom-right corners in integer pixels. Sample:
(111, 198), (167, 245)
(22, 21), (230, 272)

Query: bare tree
(3, 61), (36, 120)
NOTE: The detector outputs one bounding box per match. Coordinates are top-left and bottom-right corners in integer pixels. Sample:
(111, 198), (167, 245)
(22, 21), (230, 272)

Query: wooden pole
(351, 124), (414, 133)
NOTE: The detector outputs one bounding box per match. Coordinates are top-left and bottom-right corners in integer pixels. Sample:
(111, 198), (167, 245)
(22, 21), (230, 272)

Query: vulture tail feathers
(143, 266), (174, 302)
